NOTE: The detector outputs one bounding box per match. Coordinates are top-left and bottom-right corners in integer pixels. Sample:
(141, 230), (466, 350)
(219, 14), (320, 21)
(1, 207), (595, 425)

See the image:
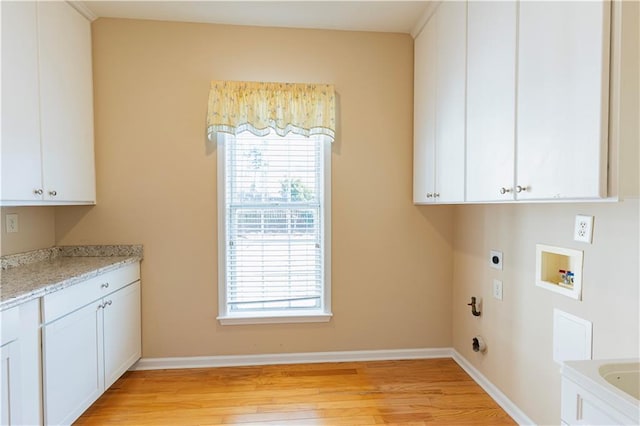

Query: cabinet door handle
(105, 300), (112, 307)
(576, 394), (583, 420)
(101, 283), (110, 289)
(34, 189), (43, 195)
(499, 187), (512, 195)
(516, 185), (529, 193)
(49, 190), (57, 196)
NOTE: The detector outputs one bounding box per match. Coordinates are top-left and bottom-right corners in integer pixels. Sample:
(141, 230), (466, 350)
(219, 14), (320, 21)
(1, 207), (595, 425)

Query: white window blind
(220, 130), (329, 319)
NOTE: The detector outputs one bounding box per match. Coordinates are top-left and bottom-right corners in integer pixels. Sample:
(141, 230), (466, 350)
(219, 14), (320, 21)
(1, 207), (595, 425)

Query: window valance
(207, 80), (336, 142)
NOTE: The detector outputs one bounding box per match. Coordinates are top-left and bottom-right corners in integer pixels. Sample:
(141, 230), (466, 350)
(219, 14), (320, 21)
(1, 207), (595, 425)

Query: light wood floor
(74, 358), (516, 425)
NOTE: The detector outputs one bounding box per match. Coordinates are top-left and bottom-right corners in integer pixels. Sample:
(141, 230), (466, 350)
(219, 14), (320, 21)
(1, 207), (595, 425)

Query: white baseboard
(451, 350), (536, 426)
(131, 347), (534, 425)
(132, 347), (453, 371)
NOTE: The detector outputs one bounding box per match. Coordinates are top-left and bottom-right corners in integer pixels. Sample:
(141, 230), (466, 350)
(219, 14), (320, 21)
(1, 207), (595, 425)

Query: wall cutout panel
(536, 244), (584, 300)
(553, 309), (592, 365)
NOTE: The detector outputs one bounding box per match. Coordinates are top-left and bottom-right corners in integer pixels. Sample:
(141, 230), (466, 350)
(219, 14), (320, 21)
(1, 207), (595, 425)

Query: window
(217, 130), (331, 324)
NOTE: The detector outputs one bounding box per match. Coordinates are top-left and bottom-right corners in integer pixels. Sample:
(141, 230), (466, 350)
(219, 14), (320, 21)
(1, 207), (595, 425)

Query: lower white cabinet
(17, 299), (42, 425)
(42, 301), (104, 425)
(103, 282), (142, 389)
(0, 307), (20, 426)
(42, 264), (141, 425)
(0, 342), (20, 426)
(0, 299), (42, 425)
(561, 377), (637, 425)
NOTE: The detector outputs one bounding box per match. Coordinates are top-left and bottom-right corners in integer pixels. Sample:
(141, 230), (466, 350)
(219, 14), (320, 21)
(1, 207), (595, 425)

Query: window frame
(216, 131), (332, 325)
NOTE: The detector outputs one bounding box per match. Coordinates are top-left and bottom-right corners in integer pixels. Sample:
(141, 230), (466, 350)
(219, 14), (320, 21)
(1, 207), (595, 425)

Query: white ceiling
(78, 1), (431, 34)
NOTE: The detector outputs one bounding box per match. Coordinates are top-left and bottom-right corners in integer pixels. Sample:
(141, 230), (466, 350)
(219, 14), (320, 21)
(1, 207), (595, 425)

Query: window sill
(217, 312), (333, 325)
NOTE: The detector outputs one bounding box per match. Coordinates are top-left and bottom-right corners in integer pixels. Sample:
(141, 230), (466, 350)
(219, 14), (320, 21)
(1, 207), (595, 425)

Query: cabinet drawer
(42, 262), (140, 324)
(0, 306), (20, 346)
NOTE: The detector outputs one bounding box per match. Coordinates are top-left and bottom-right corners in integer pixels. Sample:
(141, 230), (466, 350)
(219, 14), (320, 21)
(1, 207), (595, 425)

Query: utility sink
(599, 362), (640, 400)
(562, 359), (640, 425)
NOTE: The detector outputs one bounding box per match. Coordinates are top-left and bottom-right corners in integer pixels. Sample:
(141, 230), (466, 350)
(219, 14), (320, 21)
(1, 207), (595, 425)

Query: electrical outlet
(6, 214), (19, 233)
(489, 250), (503, 270)
(574, 215), (594, 243)
(493, 279), (503, 300)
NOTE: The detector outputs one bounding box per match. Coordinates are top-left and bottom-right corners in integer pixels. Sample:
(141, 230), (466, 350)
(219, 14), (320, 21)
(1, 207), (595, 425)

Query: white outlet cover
(493, 279), (503, 300)
(574, 215), (594, 243)
(5, 214), (18, 233)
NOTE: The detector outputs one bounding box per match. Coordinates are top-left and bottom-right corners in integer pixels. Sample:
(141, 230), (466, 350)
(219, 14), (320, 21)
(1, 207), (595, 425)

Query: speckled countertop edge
(1, 245), (143, 270)
(0, 245), (143, 311)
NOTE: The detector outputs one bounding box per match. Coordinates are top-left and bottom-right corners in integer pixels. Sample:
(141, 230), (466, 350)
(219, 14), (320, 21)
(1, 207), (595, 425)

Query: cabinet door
(413, 14), (437, 204)
(0, 342), (21, 426)
(517, 1), (610, 200)
(466, 2), (517, 202)
(42, 301), (104, 426)
(18, 299), (42, 426)
(103, 282), (142, 389)
(0, 1), (43, 202)
(38, 2), (96, 203)
(434, 1), (466, 203)
(561, 377), (636, 425)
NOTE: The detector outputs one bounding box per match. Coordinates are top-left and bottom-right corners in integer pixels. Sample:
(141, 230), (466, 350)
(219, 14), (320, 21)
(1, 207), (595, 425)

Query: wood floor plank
(74, 358), (516, 425)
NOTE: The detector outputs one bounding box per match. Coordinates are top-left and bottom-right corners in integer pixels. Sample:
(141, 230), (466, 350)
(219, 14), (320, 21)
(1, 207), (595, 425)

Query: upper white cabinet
(466, 2), (517, 202)
(1, 1), (96, 206)
(417, 0), (611, 204)
(413, 1), (466, 204)
(413, 11), (436, 204)
(517, 1), (610, 200)
(1, 2), (43, 203)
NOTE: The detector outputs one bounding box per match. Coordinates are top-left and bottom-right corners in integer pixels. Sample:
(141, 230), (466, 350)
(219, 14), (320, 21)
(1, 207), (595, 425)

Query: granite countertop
(0, 245), (143, 311)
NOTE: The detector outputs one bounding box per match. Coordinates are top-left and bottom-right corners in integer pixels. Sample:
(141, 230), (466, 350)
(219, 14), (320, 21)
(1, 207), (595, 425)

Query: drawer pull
(98, 300), (113, 309)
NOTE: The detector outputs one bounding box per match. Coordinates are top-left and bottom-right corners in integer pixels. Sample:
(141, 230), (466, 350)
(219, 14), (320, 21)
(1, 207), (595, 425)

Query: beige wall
(0, 207), (55, 256)
(55, 19), (455, 357)
(452, 200), (639, 425)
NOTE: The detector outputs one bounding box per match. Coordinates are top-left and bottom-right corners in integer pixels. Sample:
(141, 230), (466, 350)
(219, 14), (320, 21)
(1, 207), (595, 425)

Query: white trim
(66, 1), (97, 21)
(217, 312), (332, 325)
(216, 132), (332, 323)
(451, 350), (536, 426)
(131, 348), (453, 371)
(411, 1), (441, 38)
(322, 136), (332, 317)
(216, 133), (228, 321)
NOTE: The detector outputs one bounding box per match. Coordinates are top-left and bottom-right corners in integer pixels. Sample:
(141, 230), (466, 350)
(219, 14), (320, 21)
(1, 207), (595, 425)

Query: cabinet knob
(106, 300), (112, 307)
(49, 190), (57, 196)
(34, 189), (43, 195)
(499, 187), (512, 195)
(101, 283), (110, 289)
(516, 185), (529, 193)
(434, 193), (440, 198)
(426, 193), (433, 198)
